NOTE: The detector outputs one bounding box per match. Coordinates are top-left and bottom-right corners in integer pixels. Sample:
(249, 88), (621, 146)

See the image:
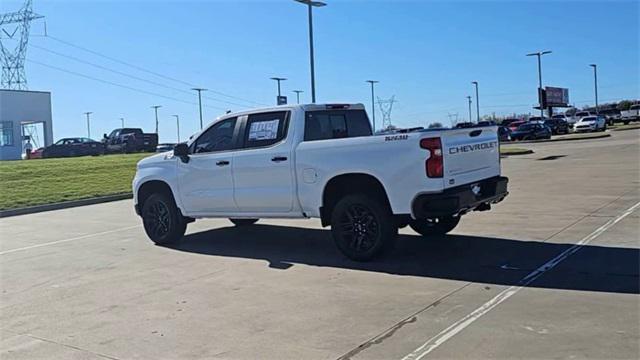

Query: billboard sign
(544, 87), (569, 107)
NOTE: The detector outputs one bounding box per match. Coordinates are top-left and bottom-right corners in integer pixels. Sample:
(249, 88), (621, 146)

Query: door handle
(271, 156), (288, 162)
(216, 160), (230, 166)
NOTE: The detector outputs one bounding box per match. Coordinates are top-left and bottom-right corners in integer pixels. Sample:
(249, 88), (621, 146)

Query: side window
(193, 117), (238, 154)
(243, 111), (289, 149)
(304, 110), (372, 141)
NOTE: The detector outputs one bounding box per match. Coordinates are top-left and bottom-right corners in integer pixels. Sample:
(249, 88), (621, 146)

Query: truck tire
(409, 216), (460, 237)
(330, 194), (397, 261)
(230, 218), (258, 226)
(141, 193), (186, 245)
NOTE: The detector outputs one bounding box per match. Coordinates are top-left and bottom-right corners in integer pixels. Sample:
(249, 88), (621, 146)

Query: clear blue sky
(4, 0), (639, 143)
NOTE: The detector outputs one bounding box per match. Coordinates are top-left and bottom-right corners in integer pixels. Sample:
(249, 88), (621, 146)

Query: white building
(0, 89), (54, 160)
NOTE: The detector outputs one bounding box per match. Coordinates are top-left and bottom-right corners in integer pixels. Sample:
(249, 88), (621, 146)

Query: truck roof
(218, 103), (366, 120)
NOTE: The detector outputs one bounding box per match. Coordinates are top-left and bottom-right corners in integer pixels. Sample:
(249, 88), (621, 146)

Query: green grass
(0, 153), (152, 210)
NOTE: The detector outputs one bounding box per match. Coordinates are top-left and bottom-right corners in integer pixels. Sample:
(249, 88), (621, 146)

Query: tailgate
(440, 127), (500, 189)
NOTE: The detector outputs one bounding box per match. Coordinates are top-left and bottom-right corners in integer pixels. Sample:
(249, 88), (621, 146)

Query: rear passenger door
(232, 111), (294, 213)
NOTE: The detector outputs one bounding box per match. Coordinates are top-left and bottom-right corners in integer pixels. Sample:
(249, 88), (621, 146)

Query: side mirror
(174, 143), (190, 163)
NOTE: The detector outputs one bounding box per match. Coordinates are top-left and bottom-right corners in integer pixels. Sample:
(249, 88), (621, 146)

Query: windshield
(581, 117), (597, 122)
(576, 112), (589, 117)
(552, 115), (565, 119)
(630, 105), (640, 110)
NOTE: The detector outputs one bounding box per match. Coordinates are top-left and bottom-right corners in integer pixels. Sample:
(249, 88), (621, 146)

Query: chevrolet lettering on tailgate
(448, 141), (498, 155)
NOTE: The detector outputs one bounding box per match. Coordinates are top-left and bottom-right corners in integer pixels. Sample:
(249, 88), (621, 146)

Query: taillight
(420, 137), (443, 178)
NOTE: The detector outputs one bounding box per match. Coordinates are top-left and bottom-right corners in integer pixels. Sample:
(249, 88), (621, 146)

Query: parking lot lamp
(151, 105), (162, 135)
(172, 115), (180, 143)
(293, 90), (304, 104)
(466, 96), (472, 122)
(294, 0), (326, 103)
(120, 117), (125, 128)
(84, 112), (92, 138)
(191, 88), (207, 129)
(589, 64), (598, 114)
(526, 50), (552, 118)
(270, 77), (287, 103)
(472, 81), (480, 122)
(366, 80), (379, 132)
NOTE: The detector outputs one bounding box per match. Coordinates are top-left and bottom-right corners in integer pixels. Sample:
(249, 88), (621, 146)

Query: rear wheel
(409, 216), (461, 237)
(141, 193), (186, 245)
(229, 218), (258, 226)
(331, 194), (397, 261)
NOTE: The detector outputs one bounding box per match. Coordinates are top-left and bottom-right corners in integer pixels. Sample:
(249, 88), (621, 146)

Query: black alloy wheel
(331, 194), (397, 261)
(141, 193), (186, 245)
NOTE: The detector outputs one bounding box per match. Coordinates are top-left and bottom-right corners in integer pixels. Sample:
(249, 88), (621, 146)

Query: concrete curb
(0, 193), (133, 218)
(501, 150), (534, 156)
(514, 133), (610, 144)
(611, 126), (640, 132)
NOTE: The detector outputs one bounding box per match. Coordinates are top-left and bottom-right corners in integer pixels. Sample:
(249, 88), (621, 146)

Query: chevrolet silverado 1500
(133, 103), (508, 261)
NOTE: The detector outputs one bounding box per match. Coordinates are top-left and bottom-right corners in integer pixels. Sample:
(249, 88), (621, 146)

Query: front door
(177, 117), (240, 215)
(232, 111), (294, 213)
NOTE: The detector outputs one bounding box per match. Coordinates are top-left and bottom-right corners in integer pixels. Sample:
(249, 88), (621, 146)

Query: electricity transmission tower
(377, 96), (396, 130)
(0, 0), (43, 90)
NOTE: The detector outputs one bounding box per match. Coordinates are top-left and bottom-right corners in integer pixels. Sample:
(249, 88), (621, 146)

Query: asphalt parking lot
(1, 129), (638, 360)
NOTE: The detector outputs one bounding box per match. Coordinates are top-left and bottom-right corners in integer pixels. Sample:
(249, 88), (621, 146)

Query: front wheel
(141, 193), (186, 245)
(229, 218), (258, 226)
(331, 194), (397, 261)
(409, 216), (461, 237)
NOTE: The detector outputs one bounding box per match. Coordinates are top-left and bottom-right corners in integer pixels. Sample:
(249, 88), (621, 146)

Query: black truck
(103, 128), (158, 154)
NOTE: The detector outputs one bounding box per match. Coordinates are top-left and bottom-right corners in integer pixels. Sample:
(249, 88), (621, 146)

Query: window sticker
(248, 119), (280, 141)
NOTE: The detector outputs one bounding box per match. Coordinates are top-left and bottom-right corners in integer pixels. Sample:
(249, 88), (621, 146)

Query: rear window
(304, 110), (372, 141)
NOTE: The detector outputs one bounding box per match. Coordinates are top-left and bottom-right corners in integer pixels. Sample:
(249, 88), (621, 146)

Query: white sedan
(573, 116), (607, 132)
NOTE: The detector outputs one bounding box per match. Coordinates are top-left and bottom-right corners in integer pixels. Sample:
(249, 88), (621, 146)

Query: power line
(27, 58), (227, 110)
(30, 43), (253, 108)
(44, 34), (267, 106)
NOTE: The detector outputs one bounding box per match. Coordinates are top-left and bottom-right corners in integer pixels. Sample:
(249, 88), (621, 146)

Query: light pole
(191, 88), (207, 129)
(589, 64), (599, 114)
(471, 81), (480, 122)
(366, 80), (379, 132)
(294, 0), (326, 103)
(526, 50), (552, 118)
(293, 90), (304, 104)
(270, 77), (287, 104)
(466, 96), (472, 122)
(84, 112), (92, 138)
(120, 117), (125, 128)
(151, 105), (161, 134)
(172, 115), (180, 143)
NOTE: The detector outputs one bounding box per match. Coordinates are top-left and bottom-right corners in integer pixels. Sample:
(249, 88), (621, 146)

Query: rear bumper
(412, 176), (508, 219)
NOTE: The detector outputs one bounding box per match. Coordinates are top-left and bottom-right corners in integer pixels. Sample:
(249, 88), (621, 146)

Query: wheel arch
(320, 172), (392, 227)
(136, 180), (178, 214)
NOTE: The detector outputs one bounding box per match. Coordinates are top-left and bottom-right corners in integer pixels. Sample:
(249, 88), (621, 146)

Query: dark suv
(511, 123), (552, 141)
(543, 119), (569, 135)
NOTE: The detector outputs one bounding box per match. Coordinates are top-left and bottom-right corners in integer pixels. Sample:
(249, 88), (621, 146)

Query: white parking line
(401, 200), (640, 360)
(0, 225), (140, 255)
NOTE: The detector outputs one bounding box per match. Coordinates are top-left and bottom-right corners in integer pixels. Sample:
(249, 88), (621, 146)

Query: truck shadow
(166, 224), (639, 294)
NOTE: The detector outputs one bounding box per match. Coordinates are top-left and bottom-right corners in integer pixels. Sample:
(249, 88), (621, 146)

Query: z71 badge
(384, 134), (408, 141)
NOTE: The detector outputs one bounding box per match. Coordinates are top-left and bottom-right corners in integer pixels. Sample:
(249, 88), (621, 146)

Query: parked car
(511, 123), (552, 141)
(42, 138), (104, 158)
(544, 118), (569, 135)
(500, 118), (520, 127)
(476, 120), (497, 127)
(498, 126), (511, 142)
(454, 122), (475, 129)
(620, 104), (640, 124)
(103, 128), (158, 154)
(508, 120), (527, 132)
(573, 116), (607, 132)
(29, 147), (44, 159)
(571, 111), (592, 124)
(133, 103), (509, 261)
(156, 143), (177, 152)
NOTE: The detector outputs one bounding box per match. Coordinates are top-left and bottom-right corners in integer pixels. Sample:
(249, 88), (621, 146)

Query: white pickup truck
(133, 103), (508, 261)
